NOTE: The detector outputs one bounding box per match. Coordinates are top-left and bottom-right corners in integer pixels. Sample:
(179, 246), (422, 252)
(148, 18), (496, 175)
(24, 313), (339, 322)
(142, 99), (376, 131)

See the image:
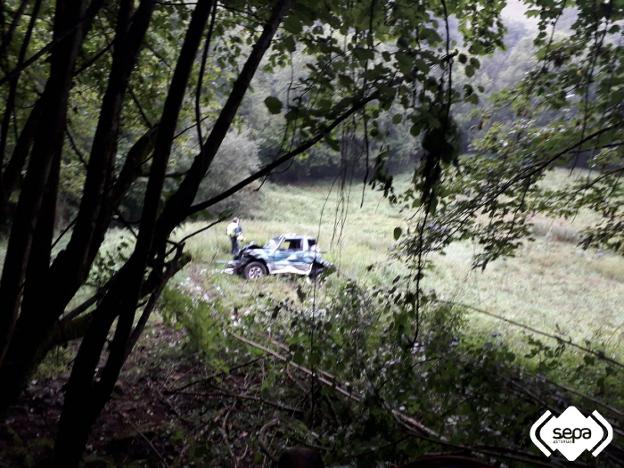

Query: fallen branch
(547, 380), (624, 419)
(211, 385), (303, 416)
(258, 418), (280, 463)
(116, 410), (169, 468)
(165, 357), (264, 394)
(231, 332), (580, 466)
(228, 331), (439, 438)
(394, 418), (582, 468)
(170, 387), (303, 416)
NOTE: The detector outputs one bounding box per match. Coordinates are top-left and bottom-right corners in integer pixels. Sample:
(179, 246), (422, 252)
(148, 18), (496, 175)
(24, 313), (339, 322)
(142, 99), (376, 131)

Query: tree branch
(154, 0), (292, 242)
(186, 92), (379, 217)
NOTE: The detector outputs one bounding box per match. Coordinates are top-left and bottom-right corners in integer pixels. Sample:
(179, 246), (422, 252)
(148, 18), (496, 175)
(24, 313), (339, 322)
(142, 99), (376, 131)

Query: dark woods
(0, 0), (295, 463)
(1, 0), (623, 465)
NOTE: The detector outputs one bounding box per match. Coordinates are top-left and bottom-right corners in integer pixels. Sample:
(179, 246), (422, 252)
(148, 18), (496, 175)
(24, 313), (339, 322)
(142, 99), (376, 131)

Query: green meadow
(166, 169), (624, 361)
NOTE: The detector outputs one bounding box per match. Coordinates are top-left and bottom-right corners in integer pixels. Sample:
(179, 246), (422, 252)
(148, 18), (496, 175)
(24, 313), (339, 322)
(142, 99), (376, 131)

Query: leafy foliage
(1, 0), (624, 464)
(165, 274), (623, 465)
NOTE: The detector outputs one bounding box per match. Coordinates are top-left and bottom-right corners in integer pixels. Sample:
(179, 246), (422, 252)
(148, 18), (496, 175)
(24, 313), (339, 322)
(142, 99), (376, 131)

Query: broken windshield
(264, 236), (282, 250)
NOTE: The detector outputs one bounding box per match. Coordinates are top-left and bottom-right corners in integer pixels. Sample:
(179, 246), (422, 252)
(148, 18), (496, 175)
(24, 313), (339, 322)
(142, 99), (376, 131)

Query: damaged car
(225, 234), (334, 280)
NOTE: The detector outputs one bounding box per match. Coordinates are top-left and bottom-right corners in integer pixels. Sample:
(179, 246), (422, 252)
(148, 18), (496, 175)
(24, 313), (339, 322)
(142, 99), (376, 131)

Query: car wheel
(244, 261), (267, 279)
(309, 261), (329, 280)
(308, 265), (322, 280)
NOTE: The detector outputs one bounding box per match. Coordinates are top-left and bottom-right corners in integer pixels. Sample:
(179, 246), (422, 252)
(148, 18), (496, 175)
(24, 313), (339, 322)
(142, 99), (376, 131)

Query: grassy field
(174, 169), (624, 360)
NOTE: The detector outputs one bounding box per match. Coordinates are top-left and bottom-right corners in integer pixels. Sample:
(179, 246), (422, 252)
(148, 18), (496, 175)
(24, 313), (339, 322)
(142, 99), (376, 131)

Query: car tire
(244, 261), (267, 279)
(308, 265), (323, 280)
(309, 261), (331, 280)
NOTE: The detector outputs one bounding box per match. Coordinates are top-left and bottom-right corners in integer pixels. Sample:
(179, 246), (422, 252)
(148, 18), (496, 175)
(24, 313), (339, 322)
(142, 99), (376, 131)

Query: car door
(287, 240), (311, 274)
(273, 238), (308, 274)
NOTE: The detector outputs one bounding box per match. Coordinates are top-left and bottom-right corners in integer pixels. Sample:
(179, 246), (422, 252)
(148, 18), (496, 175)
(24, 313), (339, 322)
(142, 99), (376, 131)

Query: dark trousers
(230, 236), (239, 255)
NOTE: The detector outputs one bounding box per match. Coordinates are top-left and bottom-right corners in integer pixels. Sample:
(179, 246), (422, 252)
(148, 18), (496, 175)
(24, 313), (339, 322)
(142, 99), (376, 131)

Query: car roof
(279, 233), (315, 241)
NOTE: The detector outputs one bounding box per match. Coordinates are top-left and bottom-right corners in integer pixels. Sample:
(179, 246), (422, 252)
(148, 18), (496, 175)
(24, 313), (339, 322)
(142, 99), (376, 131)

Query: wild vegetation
(0, 0), (623, 466)
(177, 171), (624, 356)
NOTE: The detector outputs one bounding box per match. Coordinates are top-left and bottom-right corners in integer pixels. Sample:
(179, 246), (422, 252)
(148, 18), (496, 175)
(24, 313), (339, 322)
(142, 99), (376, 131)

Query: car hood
(234, 244), (268, 259)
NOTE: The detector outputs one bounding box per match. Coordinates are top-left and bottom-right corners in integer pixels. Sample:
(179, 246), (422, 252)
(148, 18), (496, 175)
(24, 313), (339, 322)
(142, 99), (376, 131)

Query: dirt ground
(0, 324), (225, 467)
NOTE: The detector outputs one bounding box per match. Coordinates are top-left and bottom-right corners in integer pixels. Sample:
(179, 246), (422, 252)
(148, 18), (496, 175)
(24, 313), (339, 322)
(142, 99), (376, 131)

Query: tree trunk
(46, 0), (156, 305)
(0, 0), (155, 415)
(0, 0), (94, 365)
(0, 99), (41, 225)
(0, 0), (42, 167)
(53, 1), (214, 464)
(0, 127), (157, 415)
(154, 0), (292, 245)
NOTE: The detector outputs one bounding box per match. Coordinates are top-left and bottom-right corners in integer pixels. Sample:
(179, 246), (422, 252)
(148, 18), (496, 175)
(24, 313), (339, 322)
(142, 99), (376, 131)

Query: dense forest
(0, 0), (623, 466)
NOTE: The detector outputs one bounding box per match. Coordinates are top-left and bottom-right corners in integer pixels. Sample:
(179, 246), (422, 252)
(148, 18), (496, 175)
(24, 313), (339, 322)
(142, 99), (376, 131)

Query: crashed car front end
(223, 243), (262, 275)
(224, 236), (334, 280)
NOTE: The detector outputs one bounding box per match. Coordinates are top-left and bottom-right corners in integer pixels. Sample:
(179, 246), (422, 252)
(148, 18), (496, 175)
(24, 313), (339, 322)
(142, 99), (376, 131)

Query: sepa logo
(530, 406), (613, 461)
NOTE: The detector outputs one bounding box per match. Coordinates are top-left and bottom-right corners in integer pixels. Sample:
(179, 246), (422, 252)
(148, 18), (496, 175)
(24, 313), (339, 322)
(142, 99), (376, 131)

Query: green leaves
(283, 14), (303, 34)
(393, 226), (402, 240)
(263, 96), (283, 114)
(352, 46), (375, 62)
(464, 58), (481, 78)
(337, 73), (354, 87)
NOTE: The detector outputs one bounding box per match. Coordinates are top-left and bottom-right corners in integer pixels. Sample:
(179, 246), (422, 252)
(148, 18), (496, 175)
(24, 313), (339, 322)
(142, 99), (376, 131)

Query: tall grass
(2, 168), (616, 360)
(175, 168), (624, 359)
(178, 180), (406, 282)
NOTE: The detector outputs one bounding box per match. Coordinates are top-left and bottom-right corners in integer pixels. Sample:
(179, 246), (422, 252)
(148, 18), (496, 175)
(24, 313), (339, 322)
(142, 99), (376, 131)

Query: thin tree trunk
(53, 6), (291, 457)
(0, 0), (42, 168)
(0, 0), (94, 365)
(0, 0), (28, 64)
(0, 0), (156, 415)
(47, 0), (156, 305)
(154, 0), (292, 248)
(0, 98), (41, 225)
(0, 126), (157, 414)
(53, 2), (214, 464)
(54, 4), (290, 459)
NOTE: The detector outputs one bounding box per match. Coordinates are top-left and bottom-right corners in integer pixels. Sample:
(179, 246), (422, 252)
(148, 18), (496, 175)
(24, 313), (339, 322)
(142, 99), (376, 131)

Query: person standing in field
(226, 217), (243, 255)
